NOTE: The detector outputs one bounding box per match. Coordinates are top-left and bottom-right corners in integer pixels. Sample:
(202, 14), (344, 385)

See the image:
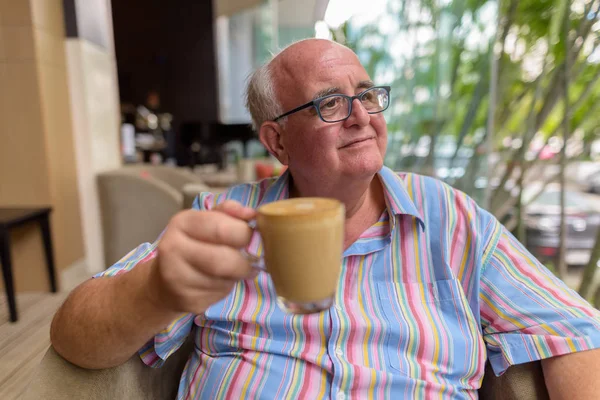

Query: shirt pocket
(377, 279), (484, 380)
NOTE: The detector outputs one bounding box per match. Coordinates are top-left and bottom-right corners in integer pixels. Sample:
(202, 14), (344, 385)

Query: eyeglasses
(273, 86), (391, 123)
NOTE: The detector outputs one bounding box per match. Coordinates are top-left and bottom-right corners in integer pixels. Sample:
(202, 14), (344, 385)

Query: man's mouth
(340, 137), (375, 149)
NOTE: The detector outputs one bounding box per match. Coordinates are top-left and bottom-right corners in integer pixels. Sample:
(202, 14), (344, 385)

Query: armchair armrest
(22, 339), (193, 400)
(479, 361), (549, 400)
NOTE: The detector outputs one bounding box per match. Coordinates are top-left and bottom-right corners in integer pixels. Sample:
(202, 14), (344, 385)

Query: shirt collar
(256, 169), (291, 206)
(256, 166), (424, 225)
(247, 166), (425, 257)
(377, 166), (425, 225)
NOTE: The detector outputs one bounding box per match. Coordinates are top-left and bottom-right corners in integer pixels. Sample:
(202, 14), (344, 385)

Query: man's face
(274, 42), (387, 183)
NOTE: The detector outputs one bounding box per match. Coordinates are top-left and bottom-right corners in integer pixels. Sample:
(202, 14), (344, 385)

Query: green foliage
(330, 0), (600, 206)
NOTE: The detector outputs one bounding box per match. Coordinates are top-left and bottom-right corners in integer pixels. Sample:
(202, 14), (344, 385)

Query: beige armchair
(122, 165), (209, 194)
(22, 339), (549, 399)
(98, 170), (182, 266)
(97, 166), (209, 266)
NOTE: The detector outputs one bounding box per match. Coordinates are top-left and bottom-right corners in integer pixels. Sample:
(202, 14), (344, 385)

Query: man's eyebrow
(311, 80), (376, 100)
(358, 80), (375, 90)
(312, 87), (340, 100)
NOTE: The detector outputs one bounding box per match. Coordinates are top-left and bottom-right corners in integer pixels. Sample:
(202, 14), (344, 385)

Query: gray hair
(245, 61), (285, 131)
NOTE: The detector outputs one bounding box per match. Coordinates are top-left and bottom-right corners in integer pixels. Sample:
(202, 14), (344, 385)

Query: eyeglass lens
(318, 87), (389, 122)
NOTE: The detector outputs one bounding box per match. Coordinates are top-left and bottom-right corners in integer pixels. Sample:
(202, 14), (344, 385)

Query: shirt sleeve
(480, 224), (600, 376)
(93, 192), (217, 368)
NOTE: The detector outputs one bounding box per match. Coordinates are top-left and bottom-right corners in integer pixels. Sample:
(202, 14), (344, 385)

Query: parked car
(587, 171), (600, 194)
(522, 185), (600, 266)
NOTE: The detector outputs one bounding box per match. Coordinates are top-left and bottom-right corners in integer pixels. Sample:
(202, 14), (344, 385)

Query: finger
(157, 249), (236, 293)
(213, 200), (257, 221)
(178, 234), (256, 281)
(174, 210), (254, 247)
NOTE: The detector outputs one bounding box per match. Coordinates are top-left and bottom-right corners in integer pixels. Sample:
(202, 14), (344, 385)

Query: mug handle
(241, 250), (266, 271)
(241, 219), (266, 271)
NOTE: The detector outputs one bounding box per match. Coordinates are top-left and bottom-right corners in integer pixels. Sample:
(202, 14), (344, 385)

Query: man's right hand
(50, 199), (258, 369)
(148, 200), (258, 315)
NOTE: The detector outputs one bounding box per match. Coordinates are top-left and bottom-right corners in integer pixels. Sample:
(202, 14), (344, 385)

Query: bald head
(271, 39), (358, 84)
(245, 39), (363, 130)
(270, 39), (361, 107)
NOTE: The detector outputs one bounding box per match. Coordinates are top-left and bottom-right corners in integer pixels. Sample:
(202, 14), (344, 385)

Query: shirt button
(336, 392), (346, 400)
(335, 305), (342, 311)
(335, 347), (343, 356)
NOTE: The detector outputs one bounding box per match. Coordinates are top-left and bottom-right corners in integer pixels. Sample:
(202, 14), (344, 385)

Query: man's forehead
(275, 42), (358, 73)
(272, 42), (369, 100)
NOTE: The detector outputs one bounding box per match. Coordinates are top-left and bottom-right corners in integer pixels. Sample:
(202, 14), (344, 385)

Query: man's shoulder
(390, 170), (496, 231)
(391, 171), (501, 278)
(392, 170), (468, 202)
(394, 170), (442, 188)
(192, 177), (278, 210)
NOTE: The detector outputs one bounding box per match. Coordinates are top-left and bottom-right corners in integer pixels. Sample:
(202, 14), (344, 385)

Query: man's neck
(289, 172), (386, 248)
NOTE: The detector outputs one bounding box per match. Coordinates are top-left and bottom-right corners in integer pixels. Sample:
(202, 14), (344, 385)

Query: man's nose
(344, 98), (370, 127)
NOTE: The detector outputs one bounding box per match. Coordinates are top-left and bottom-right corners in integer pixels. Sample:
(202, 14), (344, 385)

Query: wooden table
(0, 207), (57, 322)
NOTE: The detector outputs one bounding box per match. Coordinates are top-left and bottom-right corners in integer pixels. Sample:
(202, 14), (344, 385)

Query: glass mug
(244, 198), (345, 314)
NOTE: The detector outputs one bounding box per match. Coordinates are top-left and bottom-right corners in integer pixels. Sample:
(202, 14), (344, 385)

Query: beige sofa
(97, 166), (209, 266)
(22, 337), (549, 399)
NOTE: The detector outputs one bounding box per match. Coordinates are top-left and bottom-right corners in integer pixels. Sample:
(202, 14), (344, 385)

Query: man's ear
(258, 121), (289, 165)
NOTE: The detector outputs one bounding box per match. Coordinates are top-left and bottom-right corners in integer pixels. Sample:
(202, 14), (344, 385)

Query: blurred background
(322, 0), (600, 301)
(0, 0), (599, 396)
(0, 0), (599, 353)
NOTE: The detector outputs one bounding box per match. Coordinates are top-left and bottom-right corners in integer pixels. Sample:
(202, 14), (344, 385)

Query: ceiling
(213, 0), (262, 17)
(278, 0), (329, 27)
(213, 0), (329, 26)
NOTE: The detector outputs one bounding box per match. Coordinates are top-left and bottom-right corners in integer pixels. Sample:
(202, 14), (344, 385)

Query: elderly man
(51, 39), (600, 399)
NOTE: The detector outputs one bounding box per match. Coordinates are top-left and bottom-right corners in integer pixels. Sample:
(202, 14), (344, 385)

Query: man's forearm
(50, 259), (180, 369)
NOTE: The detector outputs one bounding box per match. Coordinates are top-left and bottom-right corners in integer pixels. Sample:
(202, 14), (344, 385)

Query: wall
(0, 0), (84, 291)
(64, 0), (121, 273)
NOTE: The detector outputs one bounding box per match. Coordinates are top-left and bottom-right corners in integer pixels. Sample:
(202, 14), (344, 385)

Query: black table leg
(39, 214), (57, 293)
(0, 228), (18, 322)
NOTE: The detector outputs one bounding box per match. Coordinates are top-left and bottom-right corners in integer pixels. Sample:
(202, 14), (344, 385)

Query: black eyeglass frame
(273, 85), (391, 123)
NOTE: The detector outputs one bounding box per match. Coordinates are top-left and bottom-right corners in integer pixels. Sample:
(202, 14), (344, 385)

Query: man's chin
(342, 157), (384, 179)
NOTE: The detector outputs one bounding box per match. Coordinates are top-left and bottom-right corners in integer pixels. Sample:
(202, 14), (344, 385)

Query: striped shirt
(97, 166), (600, 399)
